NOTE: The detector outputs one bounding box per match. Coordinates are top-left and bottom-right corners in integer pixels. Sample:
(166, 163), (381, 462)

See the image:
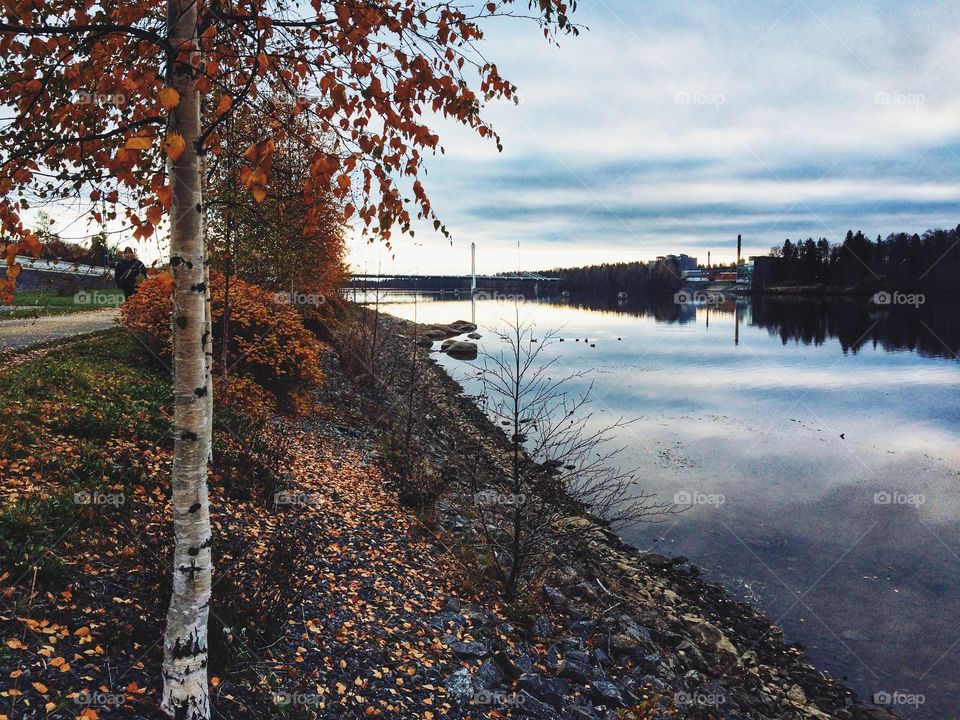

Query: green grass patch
(1, 289), (125, 318)
(0, 330), (172, 590)
(11, 289), (125, 307)
(0, 495), (75, 590)
(0, 328), (172, 458)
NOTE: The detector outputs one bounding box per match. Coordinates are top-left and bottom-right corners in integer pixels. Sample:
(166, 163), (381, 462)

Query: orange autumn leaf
(158, 87), (181, 110)
(123, 136), (152, 151)
(146, 205), (163, 226)
(31, 681), (48, 693)
(161, 132), (186, 160)
(251, 185), (267, 203)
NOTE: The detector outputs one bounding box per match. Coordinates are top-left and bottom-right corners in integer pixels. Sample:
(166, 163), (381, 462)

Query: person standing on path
(114, 247), (146, 300)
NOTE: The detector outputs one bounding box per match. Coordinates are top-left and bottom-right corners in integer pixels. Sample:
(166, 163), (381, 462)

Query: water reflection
(371, 290), (960, 719)
(547, 292), (960, 360)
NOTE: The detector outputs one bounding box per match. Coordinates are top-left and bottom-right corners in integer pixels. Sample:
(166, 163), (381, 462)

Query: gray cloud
(347, 0), (960, 273)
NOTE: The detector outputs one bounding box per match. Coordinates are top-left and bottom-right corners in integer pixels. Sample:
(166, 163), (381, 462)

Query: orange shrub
(120, 272), (325, 399)
(217, 375), (276, 425)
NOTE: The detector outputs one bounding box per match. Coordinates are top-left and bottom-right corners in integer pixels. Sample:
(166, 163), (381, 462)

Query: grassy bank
(2, 290), (124, 319)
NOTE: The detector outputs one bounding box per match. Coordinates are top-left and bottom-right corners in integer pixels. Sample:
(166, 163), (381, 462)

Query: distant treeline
(544, 259), (683, 296)
(768, 227), (960, 293)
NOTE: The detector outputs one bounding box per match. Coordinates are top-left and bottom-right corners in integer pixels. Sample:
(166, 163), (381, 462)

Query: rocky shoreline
(338, 307), (898, 720)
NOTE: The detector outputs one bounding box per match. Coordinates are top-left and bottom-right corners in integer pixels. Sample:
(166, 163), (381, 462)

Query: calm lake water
(371, 291), (960, 719)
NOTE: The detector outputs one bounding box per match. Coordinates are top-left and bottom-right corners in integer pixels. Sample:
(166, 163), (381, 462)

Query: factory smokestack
(707, 251), (711, 268)
(737, 234), (742, 266)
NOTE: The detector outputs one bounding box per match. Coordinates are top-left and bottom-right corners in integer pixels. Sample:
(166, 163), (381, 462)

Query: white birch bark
(161, 0), (212, 716)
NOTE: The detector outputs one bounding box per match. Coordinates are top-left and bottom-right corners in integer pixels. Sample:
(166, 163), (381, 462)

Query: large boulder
(449, 319), (478, 333)
(424, 327), (450, 340)
(442, 340), (478, 361)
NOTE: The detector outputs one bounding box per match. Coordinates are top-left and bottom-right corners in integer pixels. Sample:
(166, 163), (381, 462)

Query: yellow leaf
(123, 137), (152, 151)
(161, 133), (186, 161)
(158, 87), (180, 110)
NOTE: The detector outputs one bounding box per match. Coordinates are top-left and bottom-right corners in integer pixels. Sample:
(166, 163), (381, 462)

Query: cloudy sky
(348, 0), (960, 276)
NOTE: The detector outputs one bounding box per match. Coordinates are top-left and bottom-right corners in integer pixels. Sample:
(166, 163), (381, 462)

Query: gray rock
(442, 340), (478, 360)
(444, 597), (461, 613)
(560, 651), (590, 684)
(513, 690), (564, 719)
(450, 641), (488, 660)
(444, 668), (474, 705)
(543, 586), (568, 608)
(467, 332), (482, 339)
(532, 616), (552, 638)
(517, 674), (568, 710)
(516, 654), (535, 673)
(460, 604), (495, 625)
(547, 646), (563, 673)
(474, 660), (502, 691)
(449, 319), (478, 333)
(567, 619), (595, 635)
(589, 680), (625, 708)
(492, 650), (520, 679)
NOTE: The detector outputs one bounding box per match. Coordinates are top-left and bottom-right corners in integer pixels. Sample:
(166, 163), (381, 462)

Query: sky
(348, 0), (960, 276)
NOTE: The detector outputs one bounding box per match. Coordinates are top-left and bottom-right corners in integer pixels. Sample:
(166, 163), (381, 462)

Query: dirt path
(0, 308), (120, 351)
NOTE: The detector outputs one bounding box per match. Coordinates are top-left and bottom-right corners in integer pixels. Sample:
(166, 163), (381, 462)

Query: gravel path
(0, 308), (120, 351)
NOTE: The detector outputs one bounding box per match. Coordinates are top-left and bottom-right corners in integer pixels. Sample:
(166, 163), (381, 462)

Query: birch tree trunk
(161, 0), (212, 716)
